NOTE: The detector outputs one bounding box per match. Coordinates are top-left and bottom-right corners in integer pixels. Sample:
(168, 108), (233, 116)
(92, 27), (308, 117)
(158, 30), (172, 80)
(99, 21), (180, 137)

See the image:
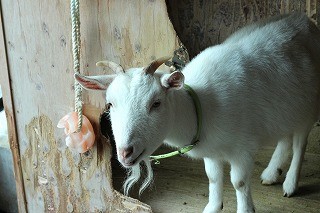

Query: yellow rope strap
(70, 0), (83, 132)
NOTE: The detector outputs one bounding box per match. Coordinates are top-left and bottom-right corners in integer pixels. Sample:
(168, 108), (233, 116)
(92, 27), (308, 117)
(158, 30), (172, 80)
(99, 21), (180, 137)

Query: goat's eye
(105, 103), (112, 111)
(151, 100), (161, 109)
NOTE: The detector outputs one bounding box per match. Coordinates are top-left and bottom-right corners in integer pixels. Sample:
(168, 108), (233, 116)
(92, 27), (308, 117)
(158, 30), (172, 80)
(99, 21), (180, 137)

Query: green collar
(150, 84), (202, 164)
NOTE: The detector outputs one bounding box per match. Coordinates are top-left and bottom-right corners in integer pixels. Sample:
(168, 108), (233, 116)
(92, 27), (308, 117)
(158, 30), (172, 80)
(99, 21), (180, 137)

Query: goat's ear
(160, 71), (185, 90)
(74, 73), (116, 90)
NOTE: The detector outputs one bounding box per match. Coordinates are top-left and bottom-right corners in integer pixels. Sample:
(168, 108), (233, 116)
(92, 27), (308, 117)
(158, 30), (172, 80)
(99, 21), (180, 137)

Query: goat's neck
(165, 88), (198, 148)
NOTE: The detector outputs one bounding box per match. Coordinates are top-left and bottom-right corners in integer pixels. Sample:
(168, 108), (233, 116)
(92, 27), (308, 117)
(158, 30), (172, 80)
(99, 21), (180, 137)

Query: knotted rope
(70, 0), (83, 132)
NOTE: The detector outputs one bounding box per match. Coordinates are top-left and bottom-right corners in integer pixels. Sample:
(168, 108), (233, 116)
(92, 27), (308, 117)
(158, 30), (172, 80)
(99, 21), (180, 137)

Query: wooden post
(0, 6), (27, 213)
(0, 0), (178, 212)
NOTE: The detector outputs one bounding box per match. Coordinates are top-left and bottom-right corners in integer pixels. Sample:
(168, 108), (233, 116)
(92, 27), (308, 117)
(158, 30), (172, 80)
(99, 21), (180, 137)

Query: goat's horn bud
(144, 56), (171, 75)
(96, 61), (125, 74)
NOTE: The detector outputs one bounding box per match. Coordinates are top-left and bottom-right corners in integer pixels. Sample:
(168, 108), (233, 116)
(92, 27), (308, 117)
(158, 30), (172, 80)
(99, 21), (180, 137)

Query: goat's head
(75, 57), (185, 168)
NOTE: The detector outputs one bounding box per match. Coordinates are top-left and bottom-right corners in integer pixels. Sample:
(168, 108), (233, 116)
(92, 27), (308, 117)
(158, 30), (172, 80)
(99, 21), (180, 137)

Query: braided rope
(70, 0), (83, 132)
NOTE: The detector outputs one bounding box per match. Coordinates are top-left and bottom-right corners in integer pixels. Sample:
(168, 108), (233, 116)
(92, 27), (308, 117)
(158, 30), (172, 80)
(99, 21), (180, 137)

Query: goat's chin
(123, 158), (154, 196)
(121, 160), (140, 168)
(121, 145), (161, 195)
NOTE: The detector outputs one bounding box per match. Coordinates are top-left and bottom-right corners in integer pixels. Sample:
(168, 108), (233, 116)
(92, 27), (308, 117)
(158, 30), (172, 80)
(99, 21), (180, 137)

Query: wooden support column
(0, 3), (27, 212)
(0, 0), (179, 212)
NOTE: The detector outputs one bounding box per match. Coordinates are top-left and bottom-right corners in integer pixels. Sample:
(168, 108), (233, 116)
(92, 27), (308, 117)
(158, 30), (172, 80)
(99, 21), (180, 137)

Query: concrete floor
(0, 147), (18, 213)
(112, 126), (320, 213)
(0, 107), (18, 213)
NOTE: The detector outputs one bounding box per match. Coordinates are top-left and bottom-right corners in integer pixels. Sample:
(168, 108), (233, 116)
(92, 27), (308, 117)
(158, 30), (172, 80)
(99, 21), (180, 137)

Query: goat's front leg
(203, 158), (224, 213)
(230, 154), (255, 213)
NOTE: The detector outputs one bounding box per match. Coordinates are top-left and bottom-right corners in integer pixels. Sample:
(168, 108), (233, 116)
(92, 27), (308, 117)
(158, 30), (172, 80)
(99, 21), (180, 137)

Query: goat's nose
(119, 146), (133, 159)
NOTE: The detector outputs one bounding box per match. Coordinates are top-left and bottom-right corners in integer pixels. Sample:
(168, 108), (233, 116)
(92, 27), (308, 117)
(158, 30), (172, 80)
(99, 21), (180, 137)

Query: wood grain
(0, 5), (27, 213)
(0, 0), (178, 212)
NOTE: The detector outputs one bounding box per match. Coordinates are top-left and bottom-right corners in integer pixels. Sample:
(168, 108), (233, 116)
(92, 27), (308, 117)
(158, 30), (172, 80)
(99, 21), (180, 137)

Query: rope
(70, 0), (83, 132)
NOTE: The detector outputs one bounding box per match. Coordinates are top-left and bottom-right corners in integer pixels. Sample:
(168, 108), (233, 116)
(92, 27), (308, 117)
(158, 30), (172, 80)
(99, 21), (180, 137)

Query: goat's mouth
(122, 149), (145, 167)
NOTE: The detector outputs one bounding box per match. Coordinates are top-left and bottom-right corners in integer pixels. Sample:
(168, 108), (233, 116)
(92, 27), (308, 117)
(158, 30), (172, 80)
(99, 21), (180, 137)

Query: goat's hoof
(260, 167), (281, 185)
(283, 192), (294, 198)
(283, 176), (298, 197)
(283, 190), (295, 198)
(203, 202), (223, 213)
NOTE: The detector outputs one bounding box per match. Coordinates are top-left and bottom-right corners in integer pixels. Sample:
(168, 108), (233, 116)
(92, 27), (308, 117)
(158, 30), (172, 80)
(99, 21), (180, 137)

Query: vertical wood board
(0, 3), (27, 212)
(0, 0), (179, 212)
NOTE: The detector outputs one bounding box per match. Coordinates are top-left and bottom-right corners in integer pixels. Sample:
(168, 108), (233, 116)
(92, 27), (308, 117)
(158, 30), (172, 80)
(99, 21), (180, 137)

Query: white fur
(77, 14), (320, 213)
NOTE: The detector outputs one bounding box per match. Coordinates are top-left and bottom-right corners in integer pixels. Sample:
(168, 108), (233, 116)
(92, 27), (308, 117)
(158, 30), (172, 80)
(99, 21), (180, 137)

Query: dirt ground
(112, 125), (320, 213)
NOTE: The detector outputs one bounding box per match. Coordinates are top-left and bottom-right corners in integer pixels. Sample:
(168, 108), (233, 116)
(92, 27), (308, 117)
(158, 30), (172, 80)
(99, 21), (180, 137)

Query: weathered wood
(0, 0), (178, 212)
(166, 0), (318, 58)
(0, 6), (27, 213)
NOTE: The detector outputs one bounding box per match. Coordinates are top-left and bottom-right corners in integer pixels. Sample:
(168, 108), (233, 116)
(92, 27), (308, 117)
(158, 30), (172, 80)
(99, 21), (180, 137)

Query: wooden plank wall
(0, 0), (178, 212)
(167, 0), (319, 58)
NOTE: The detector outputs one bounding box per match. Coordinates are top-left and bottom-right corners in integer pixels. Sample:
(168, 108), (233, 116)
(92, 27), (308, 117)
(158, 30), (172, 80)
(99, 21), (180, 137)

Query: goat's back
(183, 13), (320, 145)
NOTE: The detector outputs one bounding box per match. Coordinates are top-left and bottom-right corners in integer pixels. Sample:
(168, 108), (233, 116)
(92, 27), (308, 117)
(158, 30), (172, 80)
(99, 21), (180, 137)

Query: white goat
(75, 13), (320, 213)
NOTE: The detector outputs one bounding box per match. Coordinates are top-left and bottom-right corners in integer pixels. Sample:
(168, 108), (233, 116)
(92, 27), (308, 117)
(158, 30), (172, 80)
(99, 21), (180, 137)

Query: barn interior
(0, 1), (319, 213)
